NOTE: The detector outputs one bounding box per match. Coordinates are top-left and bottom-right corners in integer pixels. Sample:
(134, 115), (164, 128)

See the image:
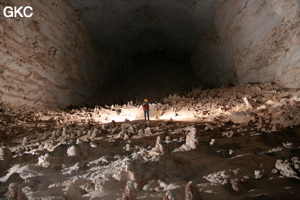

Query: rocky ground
(1, 82), (300, 199)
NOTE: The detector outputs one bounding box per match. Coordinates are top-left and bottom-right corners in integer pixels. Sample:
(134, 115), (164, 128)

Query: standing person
(142, 99), (150, 120)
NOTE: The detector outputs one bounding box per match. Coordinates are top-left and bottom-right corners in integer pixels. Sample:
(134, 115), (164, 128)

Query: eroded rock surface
(0, 1), (129, 110)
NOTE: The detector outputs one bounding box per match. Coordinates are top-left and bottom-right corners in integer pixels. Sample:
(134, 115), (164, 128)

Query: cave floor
(1, 82), (300, 199)
(1, 115), (300, 199)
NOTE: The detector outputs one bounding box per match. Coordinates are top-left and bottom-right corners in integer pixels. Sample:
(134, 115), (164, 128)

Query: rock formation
(274, 157), (300, 179)
(0, 0), (129, 110)
(4, 183), (28, 200)
(192, 0), (300, 88)
(163, 190), (176, 200)
(174, 126), (198, 152)
(0, 147), (13, 161)
(152, 136), (164, 153)
(122, 180), (137, 200)
(185, 181), (200, 200)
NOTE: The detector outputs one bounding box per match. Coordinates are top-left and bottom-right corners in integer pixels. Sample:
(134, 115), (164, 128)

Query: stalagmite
(144, 127), (152, 135)
(152, 136), (164, 153)
(229, 112), (254, 124)
(275, 158), (300, 179)
(174, 126), (198, 152)
(4, 183), (28, 200)
(163, 190), (176, 200)
(22, 137), (28, 147)
(165, 136), (171, 143)
(0, 147), (13, 161)
(185, 181), (200, 200)
(138, 129), (144, 136)
(122, 180), (137, 200)
(37, 153), (51, 168)
(62, 126), (67, 137)
(91, 128), (98, 138)
(254, 170), (265, 179)
(67, 146), (76, 157)
(125, 143), (131, 151)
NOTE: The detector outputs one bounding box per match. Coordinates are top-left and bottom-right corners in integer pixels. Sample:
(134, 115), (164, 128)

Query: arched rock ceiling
(69, 0), (216, 56)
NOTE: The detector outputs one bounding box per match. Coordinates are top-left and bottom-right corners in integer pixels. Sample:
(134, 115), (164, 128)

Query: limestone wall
(0, 0), (129, 110)
(192, 0), (300, 88)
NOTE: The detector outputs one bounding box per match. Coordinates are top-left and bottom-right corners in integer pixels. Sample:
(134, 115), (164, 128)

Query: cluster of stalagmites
(1, 83), (300, 199)
(121, 180), (200, 200)
(273, 157), (300, 179)
(1, 83), (298, 128)
(3, 183), (28, 200)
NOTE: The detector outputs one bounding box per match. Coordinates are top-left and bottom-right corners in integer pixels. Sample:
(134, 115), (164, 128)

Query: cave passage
(1, 1), (300, 199)
(87, 51), (202, 105)
(1, 0), (299, 110)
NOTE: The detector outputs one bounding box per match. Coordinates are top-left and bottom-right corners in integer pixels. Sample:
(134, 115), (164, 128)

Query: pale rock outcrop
(165, 136), (171, 143)
(203, 170), (230, 184)
(230, 179), (239, 192)
(138, 129), (145, 136)
(37, 153), (52, 168)
(0, 147), (13, 161)
(22, 137), (28, 147)
(143, 180), (159, 192)
(174, 126), (198, 152)
(163, 190), (176, 200)
(204, 123), (214, 131)
(228, 112), (254, 124)
(144, 127), (152, 135)
(122, 180), (137, 200)
(125, 143), (131, 151)
(4, 183), (28, 200)
(254, 170), (265, 179)
(192, 0), (300, 88)
(90, 128), (99, 139)
(185, 181), (200, 200)
(209, 139), (215, 146)
(152, 136), (164, 154)
(0, 0), (129, 110)
(67, 146), (76, 157)
(274, 157), (300, 179)
(222, 130), (234, 137)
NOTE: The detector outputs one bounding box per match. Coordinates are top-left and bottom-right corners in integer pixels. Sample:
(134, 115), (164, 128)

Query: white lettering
(3, 6), (33, 18)
(23, 6), (33, 18)
(3, 6), (14, 18)
(14, 6), (24, 17)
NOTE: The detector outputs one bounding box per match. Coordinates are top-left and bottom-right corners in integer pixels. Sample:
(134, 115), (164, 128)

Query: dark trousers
(144, 110), (149, 120)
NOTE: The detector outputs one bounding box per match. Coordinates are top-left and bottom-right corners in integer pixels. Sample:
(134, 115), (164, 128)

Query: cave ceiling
(69, 0), (217, 56)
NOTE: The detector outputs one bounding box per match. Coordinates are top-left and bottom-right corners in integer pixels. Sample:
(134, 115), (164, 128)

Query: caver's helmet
(144, 99), (148, 101)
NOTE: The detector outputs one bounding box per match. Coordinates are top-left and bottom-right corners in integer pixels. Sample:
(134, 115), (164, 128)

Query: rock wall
(192, 0), (300, 88)
(0, 0), (129, 110)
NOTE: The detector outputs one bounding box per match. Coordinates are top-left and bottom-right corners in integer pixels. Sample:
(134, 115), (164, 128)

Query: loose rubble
(274, 157), (300, 179)
(0, 83), (300, 199)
